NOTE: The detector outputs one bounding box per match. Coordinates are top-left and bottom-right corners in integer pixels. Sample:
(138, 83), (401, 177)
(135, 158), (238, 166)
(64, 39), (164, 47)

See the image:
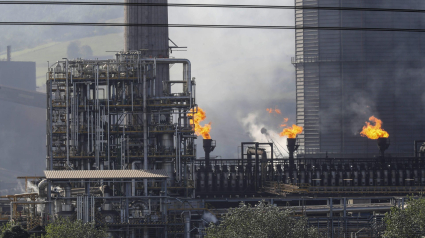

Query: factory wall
(295, 0), (425, 155)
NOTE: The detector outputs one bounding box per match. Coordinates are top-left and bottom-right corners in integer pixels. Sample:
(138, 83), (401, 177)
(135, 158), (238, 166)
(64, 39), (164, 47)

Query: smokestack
(377, 137), (390, 160)
(6, 45), (11, 61)
(287, 138), (299, 168)
(124, 0), (169, 56)
(203, 139), (216, 168)
(124, 0), (169, 96)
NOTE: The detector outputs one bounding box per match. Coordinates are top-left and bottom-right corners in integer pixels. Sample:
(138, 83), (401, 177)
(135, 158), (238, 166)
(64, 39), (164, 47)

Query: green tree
(0, 223), (29, 238)
(384, 196), (425, 237)
(44, 218), (107, 238)
(205, 201), (320, 238)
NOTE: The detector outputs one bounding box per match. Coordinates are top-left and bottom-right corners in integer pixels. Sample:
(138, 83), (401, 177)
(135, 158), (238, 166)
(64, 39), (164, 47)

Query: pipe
(95, 65), (100, 169)
(64, 58), (70, 167)
(414, 140), (425, 157)
(107, 65), (110, 169)
(184, 211), (191, 238)
(138, 58), (192, 107)
(48, 80), (54, 170)
(143, 63), (148, 196)
(65, 185), (71, 205)
(131, 161), (142, 196)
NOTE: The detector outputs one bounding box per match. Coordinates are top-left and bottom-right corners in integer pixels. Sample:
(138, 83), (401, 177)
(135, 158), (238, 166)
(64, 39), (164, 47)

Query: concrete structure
(293, 0), (425, 155)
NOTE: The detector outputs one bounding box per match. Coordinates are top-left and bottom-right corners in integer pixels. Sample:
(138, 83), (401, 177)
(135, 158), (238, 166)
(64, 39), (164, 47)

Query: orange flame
(279, 124), (303, 138)
(266, 108), (281, 114)
(188, 107), (211, 139)
(360, 116), (389, 139)
(280, 118), (289, 127)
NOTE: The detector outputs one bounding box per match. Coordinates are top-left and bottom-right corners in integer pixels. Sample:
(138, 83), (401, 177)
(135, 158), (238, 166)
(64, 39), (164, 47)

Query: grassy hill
(0, 32), (124, 87)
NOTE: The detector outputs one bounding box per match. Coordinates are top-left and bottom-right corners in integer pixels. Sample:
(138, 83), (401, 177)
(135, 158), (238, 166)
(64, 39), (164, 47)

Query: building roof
(44, 170), (168, 180)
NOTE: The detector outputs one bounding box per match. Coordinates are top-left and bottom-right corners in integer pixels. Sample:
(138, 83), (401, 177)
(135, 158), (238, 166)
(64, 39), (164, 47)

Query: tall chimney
(124, 0), (169, 56)
(287, 138), (299, 169)
(6, 45), (11, 61)
(124, 0), (169, 96)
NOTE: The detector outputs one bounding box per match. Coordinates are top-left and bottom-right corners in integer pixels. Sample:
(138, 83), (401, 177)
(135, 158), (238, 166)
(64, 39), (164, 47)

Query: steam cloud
(203, 212), (218, 224)
(241, 113), (289, 157)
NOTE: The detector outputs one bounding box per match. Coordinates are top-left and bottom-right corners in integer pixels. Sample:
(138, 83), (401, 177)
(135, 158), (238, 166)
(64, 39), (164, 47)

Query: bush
(44, 218), (107, 238)
(0, 224), (29, 238)
(205, 201), (320, 238)
(384, 196), (425, 237)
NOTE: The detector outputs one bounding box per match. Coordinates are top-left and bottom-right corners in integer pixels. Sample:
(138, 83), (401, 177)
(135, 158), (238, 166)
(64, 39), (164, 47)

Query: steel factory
(1, 0), (425, 237)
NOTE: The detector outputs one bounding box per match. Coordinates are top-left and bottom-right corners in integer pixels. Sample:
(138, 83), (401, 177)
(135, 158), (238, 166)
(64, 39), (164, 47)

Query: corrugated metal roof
(44, 170), (168, 179)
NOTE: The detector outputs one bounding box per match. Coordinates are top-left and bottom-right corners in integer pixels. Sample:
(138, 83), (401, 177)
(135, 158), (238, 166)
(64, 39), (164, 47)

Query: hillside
(0, 32), (124, 87)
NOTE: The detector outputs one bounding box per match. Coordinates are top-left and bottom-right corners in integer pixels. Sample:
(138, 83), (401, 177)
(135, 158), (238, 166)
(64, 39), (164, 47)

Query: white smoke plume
(240, 113), (289, 157)
(27, 181), (39, 194)
(203, 212), (218, 224)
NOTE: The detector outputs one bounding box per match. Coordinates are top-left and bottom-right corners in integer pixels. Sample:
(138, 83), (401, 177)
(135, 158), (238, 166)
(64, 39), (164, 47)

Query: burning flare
(360, 116), (389, 139)
(188, 107), (211, 139)
(280, 124), (303, 139)
(266, 108), (281, 114)
(280, 118), (289, 127)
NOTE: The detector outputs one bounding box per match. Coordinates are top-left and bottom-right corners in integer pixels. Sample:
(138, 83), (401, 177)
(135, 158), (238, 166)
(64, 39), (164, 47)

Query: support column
(184, 211), (191, 238)
(144, 226), (149, 238)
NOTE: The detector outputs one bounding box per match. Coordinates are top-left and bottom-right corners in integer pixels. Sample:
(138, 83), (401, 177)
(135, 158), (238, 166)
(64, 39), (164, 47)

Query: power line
(1, 1), (425, 14)
(3, 22), (425, 33)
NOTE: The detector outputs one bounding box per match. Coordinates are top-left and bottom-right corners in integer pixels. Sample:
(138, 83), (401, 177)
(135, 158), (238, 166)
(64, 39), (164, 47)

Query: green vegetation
(44, 218), (107, 238)
(384, 196), (425, 237)
(0, 223), (29, 238)
(205, 201), (320, 238)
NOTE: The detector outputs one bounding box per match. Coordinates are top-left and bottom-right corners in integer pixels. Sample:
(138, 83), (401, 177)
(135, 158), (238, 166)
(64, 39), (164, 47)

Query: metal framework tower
(45, 53), (196, 236)
(46, 53), (195, 180)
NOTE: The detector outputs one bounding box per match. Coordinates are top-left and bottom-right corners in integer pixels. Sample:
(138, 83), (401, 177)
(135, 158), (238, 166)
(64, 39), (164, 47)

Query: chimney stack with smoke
(7, 45), (11, 61)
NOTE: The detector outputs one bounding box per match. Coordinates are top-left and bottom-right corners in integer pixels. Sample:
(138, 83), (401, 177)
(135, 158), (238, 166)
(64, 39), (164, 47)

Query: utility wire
(3, 22), (425, 33)
(1, 1), (425, 14)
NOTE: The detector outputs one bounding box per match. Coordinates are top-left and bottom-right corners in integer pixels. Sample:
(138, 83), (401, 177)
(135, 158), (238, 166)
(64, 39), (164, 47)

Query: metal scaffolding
(44, 52), (199, 236)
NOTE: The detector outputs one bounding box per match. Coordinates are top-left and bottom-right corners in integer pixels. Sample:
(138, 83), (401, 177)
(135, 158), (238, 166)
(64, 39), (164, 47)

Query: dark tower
(124, 0), (170, 96)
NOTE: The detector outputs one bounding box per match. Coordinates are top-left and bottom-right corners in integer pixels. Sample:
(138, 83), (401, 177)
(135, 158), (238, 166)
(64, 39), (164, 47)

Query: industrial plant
(1, 0), (425, 238)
